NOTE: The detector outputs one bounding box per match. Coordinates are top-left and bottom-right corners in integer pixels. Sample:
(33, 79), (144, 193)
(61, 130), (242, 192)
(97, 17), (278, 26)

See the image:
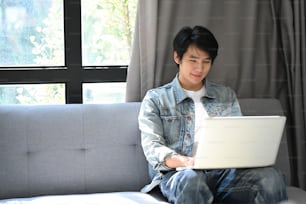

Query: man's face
(174, 44), (212, 91)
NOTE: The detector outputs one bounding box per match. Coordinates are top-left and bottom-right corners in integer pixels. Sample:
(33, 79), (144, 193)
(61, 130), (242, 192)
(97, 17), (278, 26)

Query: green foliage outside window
(82, 0), (137, 65)
(0, 0), (138, 104)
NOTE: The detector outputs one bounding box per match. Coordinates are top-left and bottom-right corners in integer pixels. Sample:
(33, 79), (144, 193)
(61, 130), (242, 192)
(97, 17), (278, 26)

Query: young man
(138, 26), (288, 204)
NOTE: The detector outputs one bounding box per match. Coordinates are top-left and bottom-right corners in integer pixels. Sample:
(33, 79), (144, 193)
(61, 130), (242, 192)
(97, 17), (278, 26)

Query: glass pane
(0, 0), (64, 66)
(83, 82), (126, 104)
(0, 84), (65, 104)
(81, 0), (137, 66)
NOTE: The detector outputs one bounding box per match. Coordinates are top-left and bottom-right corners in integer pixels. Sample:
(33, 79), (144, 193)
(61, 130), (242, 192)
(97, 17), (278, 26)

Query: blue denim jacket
(138, 75), (242, 192)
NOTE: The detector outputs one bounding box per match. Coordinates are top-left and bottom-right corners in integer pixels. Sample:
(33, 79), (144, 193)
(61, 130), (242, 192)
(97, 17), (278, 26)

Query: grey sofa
(0, 99), (305, 203)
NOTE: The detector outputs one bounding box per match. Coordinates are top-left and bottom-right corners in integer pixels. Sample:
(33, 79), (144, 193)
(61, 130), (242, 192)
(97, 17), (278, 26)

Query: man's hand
(165, 154), (194, 169)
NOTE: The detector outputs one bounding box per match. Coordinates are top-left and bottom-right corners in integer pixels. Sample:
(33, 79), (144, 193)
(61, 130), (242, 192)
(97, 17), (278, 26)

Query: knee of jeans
(178, 169), (207, 186)
(256, 168), (286, 194)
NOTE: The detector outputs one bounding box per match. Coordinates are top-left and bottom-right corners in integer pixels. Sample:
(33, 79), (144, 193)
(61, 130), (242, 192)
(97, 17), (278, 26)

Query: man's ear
(173, 51), (180, 65)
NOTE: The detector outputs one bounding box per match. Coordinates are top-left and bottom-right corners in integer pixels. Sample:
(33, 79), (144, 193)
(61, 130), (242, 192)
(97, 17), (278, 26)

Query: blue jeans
(160, 167), (288, 204)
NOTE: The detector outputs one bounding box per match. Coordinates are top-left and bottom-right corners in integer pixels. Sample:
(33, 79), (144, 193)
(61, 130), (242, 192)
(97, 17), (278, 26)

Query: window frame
(0, 0), (128, 104)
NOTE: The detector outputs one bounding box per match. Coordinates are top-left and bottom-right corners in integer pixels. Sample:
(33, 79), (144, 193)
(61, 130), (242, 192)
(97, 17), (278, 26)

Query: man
(138, 26), (287, 204)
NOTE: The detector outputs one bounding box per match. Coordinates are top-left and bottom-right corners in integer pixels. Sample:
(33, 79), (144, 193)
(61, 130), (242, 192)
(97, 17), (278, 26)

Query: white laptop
(184, 116), (286, 170)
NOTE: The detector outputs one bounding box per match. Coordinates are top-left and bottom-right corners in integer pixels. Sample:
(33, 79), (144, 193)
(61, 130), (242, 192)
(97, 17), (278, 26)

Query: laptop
(180, 116), (286, 170)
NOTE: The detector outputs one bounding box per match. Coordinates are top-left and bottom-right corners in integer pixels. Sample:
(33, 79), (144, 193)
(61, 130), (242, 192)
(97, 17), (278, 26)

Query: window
(0, 84), (65, 104)
(83, 82), (126, 104)
(82, 0), (137, 66)
(0, 0), (64, 67)
(0, 0), (137, 104)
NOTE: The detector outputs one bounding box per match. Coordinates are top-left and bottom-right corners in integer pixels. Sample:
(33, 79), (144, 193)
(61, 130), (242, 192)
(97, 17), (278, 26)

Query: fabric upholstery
(0, 99), (305, 203)
(0, 103), (149, 199)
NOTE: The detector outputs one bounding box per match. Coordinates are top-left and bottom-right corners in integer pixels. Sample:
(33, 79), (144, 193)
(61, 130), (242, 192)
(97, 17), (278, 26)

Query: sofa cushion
(0, 103), (150, 199)
(0, 192), (169, 204)
(286, 186), (306, 204)
(0, 99), (305, 203)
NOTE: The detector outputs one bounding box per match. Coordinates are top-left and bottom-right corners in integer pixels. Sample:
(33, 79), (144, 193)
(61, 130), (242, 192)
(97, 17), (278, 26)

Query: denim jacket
(138, 75), (242, 192)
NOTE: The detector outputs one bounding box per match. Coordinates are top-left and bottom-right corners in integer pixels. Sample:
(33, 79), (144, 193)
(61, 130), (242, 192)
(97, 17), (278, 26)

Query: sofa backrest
(0, 98), (291, 199)
(0, 103), (149, 199)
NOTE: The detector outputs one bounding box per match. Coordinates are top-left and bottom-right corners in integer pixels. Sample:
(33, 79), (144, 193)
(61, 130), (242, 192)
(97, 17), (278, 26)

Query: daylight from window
(81, 0), (137, 66)
(0, 0), (137, 104)
(81, 0), (137, 103)
(0, 84), (65, 104)
(0, 0), (64, 66)
(83, 82), (126, 104)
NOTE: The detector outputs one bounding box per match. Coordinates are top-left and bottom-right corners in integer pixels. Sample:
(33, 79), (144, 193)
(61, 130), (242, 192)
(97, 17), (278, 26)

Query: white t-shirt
(184, 86), (209, 156)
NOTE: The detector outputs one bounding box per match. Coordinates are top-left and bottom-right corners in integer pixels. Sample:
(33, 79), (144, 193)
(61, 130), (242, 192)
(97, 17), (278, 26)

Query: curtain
(125, 1), (158, 101)
(126, 0), (306, 189)
(273, 0), (306, 189)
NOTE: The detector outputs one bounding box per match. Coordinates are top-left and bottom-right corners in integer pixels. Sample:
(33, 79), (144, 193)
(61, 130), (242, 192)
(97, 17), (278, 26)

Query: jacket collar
(172, 75), (216, 104)
(204, 80), (217, 99)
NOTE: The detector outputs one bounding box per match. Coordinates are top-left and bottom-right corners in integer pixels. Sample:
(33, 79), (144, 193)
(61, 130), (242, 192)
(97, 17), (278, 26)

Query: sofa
(0, 98), (305, 203)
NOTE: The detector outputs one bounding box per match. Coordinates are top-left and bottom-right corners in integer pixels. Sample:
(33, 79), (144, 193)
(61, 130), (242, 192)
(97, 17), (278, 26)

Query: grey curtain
(274, 0), (306, 189)
(126, 0), (306, 189)
(125, 1), (158, 101)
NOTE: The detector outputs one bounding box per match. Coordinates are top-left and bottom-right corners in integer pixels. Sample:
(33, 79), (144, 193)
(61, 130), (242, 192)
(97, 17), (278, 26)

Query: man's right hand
(165, 154), (195, 169)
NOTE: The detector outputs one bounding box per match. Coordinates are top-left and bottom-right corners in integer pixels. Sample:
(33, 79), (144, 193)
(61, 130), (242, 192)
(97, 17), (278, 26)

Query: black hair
(173, 26), (219, 64)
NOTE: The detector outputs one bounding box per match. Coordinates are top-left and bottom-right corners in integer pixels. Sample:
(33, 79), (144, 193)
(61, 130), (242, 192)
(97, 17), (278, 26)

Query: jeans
(160, 167), (288, 204)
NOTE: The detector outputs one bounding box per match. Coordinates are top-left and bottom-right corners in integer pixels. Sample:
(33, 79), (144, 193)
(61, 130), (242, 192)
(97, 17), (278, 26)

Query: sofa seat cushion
(287, 186), (306, 204)
(1, 187), (305, 204)
(0, 192), (169, 204)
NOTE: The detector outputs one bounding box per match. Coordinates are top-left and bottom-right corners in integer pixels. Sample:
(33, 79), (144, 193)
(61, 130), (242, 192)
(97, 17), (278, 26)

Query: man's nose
(195, 62), (204, 70)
